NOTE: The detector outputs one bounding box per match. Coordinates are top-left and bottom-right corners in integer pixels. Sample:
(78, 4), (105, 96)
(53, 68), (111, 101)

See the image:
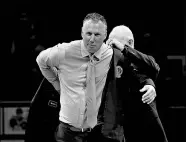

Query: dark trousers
(55, 121), (119, 142)
(55, 121), (89, 142)
(123, 100), (168, 142)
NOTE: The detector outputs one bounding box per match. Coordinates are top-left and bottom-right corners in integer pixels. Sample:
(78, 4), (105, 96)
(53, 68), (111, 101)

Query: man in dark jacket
(98, 25), (168, 142)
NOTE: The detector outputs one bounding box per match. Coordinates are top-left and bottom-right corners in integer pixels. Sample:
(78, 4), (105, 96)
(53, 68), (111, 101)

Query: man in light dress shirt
(36, 13), (157, 142)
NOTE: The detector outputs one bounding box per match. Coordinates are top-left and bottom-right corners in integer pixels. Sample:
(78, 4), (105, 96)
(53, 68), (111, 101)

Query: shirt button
(81, 64), (88, 71)
(83, 83), (86, 90)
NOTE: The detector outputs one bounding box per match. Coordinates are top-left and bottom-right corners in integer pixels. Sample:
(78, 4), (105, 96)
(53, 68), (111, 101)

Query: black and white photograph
(4, 107), (29, 135)
(0, 1), (185, 142)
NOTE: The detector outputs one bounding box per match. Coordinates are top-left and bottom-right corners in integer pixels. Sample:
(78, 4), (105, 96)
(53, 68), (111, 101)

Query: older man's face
(108, 26), (134, 48)
(81, 20), (107, 54)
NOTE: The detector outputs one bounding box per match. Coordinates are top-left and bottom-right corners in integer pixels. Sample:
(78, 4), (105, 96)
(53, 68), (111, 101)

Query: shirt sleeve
(36, 44), (65, 91)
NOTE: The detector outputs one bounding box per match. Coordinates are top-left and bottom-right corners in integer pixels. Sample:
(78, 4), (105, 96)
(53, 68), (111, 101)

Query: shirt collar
(81, 40), (104, 60)
(81, 40), (89, 58)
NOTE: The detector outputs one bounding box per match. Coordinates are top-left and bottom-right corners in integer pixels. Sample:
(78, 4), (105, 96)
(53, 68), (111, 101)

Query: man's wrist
(121, 44), (128, 56)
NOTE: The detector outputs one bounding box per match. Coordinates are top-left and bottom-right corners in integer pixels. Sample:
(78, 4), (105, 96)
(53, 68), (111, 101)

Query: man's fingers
(139, 86), (148, 92)
(140, 85), (156, 104)
(142, 89), (152, 99)
(142, 91), (156, 104)
(106, 38), (112, 45)
(142, 95), (155, 104)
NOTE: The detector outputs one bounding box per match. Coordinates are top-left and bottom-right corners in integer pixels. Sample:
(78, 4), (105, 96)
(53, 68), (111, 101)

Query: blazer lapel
(101, 48), (125, 141)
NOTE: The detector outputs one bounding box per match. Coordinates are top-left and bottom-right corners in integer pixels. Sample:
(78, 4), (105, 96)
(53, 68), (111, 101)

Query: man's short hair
(83, 12), (107, 31)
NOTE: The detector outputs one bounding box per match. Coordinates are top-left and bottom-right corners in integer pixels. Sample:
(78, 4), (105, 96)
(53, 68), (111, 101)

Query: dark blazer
(25, 78), (60, 142)
(99, 47), (168, 142)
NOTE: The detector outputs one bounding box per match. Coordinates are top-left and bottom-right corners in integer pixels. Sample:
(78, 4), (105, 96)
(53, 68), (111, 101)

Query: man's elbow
(150, 55), (160, 77)
(153, 63), (160, 80)
(155, 63), (160, 75)
(36, 49), (47, 65)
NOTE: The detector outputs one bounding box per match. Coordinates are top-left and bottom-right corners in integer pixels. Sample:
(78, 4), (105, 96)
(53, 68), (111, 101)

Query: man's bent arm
(36, 44), (65, 91)
(122, 46), (160, 81)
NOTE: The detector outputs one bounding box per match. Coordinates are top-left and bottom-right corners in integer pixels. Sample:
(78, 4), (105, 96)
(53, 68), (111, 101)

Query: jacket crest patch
(115, 66), (123, 78)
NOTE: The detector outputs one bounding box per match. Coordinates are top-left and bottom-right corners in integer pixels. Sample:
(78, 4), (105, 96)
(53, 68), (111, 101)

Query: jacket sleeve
(125, 62), (157, 91)
(121, 45), (160, 81)
(132, 69), (156, 89)
(36, 44), (65, 91)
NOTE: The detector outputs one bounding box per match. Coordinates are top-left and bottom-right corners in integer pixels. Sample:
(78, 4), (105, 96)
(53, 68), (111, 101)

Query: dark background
(0, 1), (185, 142)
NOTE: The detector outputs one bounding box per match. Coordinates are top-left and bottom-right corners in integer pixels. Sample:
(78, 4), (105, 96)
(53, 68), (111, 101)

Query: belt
(69, 126), (92, 132)
(60, 121), (92, 132)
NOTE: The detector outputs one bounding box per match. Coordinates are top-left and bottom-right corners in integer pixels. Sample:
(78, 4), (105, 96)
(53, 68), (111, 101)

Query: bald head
(109, 25), (134, 48)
